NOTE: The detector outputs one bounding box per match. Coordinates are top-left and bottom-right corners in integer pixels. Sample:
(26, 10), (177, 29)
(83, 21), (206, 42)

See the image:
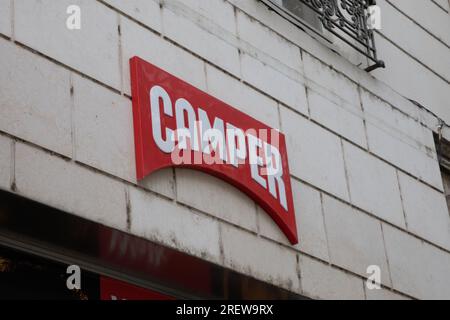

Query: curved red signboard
(130, 57), (298, 244)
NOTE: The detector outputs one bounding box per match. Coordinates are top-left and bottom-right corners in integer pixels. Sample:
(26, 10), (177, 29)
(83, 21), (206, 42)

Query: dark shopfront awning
(0, 190), (305, 300)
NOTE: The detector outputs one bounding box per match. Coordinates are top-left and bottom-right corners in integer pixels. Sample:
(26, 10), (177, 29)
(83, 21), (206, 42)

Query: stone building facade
(0, 0), (449, 299)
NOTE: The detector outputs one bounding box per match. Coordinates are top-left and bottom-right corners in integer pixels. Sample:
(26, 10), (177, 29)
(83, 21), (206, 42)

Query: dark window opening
(280, 0), (323, 32)
(0, 245), (100, 300)
(434, 134), (450, 213)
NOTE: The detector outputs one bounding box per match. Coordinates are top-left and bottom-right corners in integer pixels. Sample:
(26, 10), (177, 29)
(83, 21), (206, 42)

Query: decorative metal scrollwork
(263, 0), (385, 72)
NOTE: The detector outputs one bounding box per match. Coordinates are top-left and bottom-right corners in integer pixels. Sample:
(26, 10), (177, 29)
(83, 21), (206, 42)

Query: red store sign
(130, 57), (298, 244)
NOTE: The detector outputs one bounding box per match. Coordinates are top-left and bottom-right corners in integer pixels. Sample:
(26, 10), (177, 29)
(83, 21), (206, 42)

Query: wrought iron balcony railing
(261, 0), (385, 72)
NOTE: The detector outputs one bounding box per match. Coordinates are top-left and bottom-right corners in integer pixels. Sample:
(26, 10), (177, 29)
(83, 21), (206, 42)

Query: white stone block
(0, 39), (72, 157)
(433, 0), (450, 11)
(170, 0), (236, 34)
(129, 186), (221, 263)
(15, 0), (121, 90)
(236, 10), (302, 72)
(365, 287), (409, 300)
(205, 64), (280, 129)
(0, 135), (11, 191)
(221, 223), (300, 292)
(378, 0), (450, 82)
(362, 89), (443, 190)
(308, 89), (367, 148)
(138, 168), (175, 200)
(162, 5), (240, 77)
(0, 0), (11, 37)
(322, 195), (391, 286)
(121, 17), (206, 95)
(73, 74), (136, 183)
(281, 107), (349, 201)
(299, 254), (365, 300)
(383, 223), (450, 299)
(398, 172), (450, 251)
(372, 35), (450, 125)
(258, 179), (329, 262)
(241, 53), (308, 115)
(15, 143), (127, 230)
(362, 89), (434, 149)
(303, 52), (360, 106)
(176, 169), (258, 232)
(366, 122), (443, 189)
(103, 0), (162, 32)
(343, 141), (405, 228)
(388, 0), (450, 46)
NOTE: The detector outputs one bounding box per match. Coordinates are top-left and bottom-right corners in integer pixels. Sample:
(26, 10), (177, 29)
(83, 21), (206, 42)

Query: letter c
(150, 85), (175, 153)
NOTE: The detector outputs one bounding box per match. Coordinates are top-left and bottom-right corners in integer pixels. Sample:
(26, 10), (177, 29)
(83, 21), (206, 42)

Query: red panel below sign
(100, 276), (174, 300)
